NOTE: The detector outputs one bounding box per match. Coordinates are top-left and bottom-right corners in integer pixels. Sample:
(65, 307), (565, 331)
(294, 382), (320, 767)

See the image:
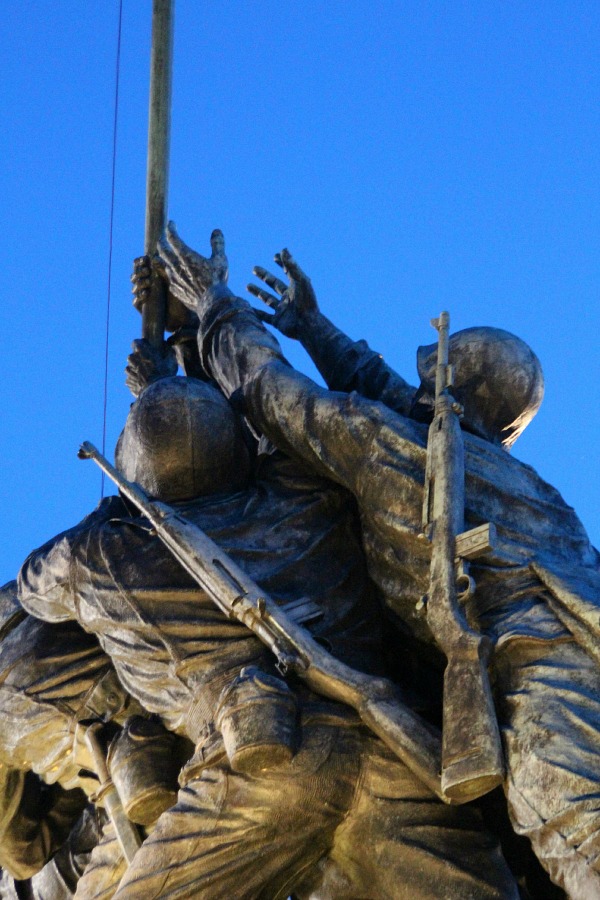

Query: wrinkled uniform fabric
(0, 612), (116, 880)
(198, 298), (600, 899)
(0, 580), (132, 894)
(0, 807), (108, 900)
(73, 820), (129, 900)
(19, 453), (381, 733)
(18, 425), (517, 898)
(111, 724), (516, 900)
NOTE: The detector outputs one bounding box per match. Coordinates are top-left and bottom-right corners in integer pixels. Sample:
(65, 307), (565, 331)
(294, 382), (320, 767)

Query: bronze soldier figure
(17, 347), (517, 895)
(153, 224), (600, 899)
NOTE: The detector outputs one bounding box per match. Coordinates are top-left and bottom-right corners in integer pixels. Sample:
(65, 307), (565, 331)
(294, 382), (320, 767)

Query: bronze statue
(0, 579), (188, 898)
(17, 327), (518, 895)
(0, 580), (132, 895)
(8, 3), (575, 895)
(10, 225), (597, 898)
(147, 223), (600, 899)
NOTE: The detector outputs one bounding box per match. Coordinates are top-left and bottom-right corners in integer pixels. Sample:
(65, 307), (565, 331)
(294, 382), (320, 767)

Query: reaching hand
(247, 248), (319, 340)
(157, 222), (229, 313)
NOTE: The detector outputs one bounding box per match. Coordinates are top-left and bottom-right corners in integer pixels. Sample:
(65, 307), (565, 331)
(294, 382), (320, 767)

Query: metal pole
(142, 0), (175, 348)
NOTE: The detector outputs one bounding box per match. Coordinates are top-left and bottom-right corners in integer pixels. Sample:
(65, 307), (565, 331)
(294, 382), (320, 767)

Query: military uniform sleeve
(18, 532), (77, 622)
(18, 497), (123, 623)
(292, 310), (417, 416)
(200, 295), (416, 416)
(199, 301), (409, 496)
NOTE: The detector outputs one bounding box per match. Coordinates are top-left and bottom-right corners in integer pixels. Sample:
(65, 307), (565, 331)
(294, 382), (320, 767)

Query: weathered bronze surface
(7, 227), (600, 899)
(421, 311), (503, 802)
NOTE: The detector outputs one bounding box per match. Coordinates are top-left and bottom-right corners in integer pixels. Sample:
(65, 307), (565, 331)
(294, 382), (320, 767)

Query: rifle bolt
(415, 595), (427, 612)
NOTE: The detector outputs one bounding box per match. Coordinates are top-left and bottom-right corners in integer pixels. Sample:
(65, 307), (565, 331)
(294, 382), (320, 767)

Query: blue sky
(1, 1), (599, 582)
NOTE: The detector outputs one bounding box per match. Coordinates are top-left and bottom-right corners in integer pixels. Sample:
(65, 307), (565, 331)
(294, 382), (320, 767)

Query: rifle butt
(299, 656), (449, 803)
(358, 692), (449, 803)
(440, 653), (504, 802)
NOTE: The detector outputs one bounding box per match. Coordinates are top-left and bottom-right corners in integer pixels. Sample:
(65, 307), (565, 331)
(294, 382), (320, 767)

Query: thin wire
(101, 0), (124, 498)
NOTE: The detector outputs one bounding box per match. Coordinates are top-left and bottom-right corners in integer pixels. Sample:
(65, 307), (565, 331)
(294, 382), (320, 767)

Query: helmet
(416, 327), (544, 449)
(115, 377), (250, 501)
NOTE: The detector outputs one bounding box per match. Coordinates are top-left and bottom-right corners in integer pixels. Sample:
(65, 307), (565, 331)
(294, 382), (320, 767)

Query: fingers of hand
(247, 283), (280, 309)
(252, 266), (287, 295)
(131, 278), (151, 310)
(279, 248), (305, 282)
(132, 255), (151, 276)
(164, 221), (210, 280)
(153, 255), (168, 278)
(131, 255), (152, 300)
(154, 250), (192, 297)
(210, 229), (225, 253)
(252, 308), (276, 325)
(160, 222), (195, 278)
(168, 281), (198, 311)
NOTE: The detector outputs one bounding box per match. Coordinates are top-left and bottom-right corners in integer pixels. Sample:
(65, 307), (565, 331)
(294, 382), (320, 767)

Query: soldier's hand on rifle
(247, 249), (319, 340)
(125, 338), (177, 398)
(157, 222), (229, 313)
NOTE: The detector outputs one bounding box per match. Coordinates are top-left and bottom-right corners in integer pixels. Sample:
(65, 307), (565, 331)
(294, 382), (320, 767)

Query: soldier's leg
(303, 737), (519, 900)
(112, 724), (359, 900)
(495, 638), (600, 899)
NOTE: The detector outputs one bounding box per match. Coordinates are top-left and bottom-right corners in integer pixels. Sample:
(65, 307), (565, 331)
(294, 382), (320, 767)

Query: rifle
(79, 442), (456, 804)
(421, 312), (504, 802)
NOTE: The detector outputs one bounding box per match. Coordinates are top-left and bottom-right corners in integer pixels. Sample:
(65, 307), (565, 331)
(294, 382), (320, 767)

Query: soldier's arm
(158, 226), (424, 497)
(18, 498), (123, 622)
(247, 251), (416, 416)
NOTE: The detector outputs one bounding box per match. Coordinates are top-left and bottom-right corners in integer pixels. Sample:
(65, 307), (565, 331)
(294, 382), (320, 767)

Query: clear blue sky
(1, 1), (599, 583)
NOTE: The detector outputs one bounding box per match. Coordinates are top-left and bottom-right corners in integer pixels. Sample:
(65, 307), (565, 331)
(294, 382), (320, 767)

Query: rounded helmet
(115, 377), (250, 501)
(416, 326), (544, 449)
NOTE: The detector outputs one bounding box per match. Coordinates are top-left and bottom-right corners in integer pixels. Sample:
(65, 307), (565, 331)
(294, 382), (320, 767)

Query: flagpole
(142, 0), (175, 348)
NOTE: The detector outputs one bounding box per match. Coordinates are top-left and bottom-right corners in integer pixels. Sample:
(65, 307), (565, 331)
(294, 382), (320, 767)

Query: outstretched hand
(247, 248), (319, 339)
(157, 222), (229, 313)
